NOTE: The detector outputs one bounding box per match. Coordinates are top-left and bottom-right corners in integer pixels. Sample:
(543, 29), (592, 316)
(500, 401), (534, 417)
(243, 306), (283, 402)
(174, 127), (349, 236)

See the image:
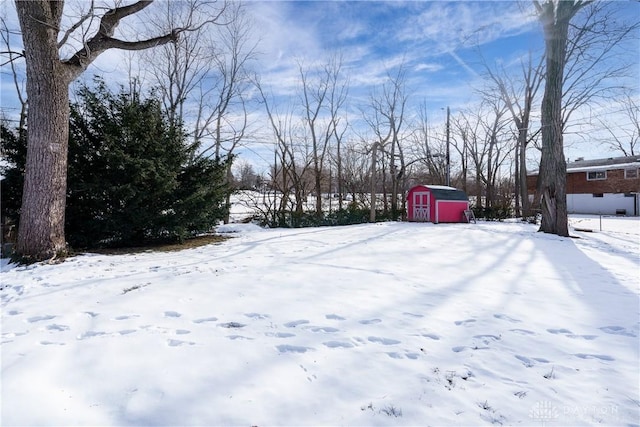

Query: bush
(471, 204), (512, 221)
(1, 79), (230, 251)
(0, 124), (26, 228)
(258, 204), (398, 229)
(65, 80), (230, 248)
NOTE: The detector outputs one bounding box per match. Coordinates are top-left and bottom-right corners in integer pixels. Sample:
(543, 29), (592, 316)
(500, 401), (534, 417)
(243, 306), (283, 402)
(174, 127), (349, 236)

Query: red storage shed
(407, 185), (470, 223)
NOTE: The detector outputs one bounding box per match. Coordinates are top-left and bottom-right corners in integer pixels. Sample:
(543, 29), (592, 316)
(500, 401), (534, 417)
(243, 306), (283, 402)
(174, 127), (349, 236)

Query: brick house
(527, 155), (640, 216)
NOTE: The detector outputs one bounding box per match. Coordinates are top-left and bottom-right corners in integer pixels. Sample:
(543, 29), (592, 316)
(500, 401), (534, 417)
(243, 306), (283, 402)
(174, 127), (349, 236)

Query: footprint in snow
(2, 331), (28, 339)
(359, 319), (382, 325)
(454, 319), (476, 326)
(473, 334), (501, 345)
(403, 312), (424, 318)
(218, 322), (246, 329)
(113, 315), (140, 321)
(284, 320), (310, 328)
(368, 336), (401, 345)
(7, 310), (21, 316)
(420, 333), (440, 340)
(547, 328), (573, 335)
(547, 328), (598, 340)
(299, 364), (317, 382)
(573, 353), (614, 361)
(39, 341), (66, 346)
(510, 329), (536, 336)
(452, 345), (490, 353)
(515, 355), (550, 367)
(27, 315), (56, 323)
(494, 313), (521, 323)
(599, 325), (637, 337)
(167, 339), (195, 347)
(265, 332), (296, 338)
(46, 324), (70, 331)
(311, 326), (339, 333)
(164, 311), (182, 318)
(325, 314), (346, 320)
(387, 352), (420, 360)
(77, 331), (106, 340)
(276, 344), (313, 353)
(227, 335), (254, 340)
(245, 313), (270, 320)
(192, 317), (218, 324)
(323, 340), (354, 349)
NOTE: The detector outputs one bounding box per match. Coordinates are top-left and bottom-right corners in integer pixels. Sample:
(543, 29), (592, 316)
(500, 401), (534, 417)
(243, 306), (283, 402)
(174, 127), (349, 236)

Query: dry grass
(84, 234), (229, 256)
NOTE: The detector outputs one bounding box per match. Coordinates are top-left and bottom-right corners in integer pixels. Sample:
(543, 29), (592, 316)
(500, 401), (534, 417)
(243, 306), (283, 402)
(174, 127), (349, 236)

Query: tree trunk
(336, 139), (343, 210)
(14, 0), (187, 261)
(370, 143), (377, 222)
(15, 1), (72, 260)
(536, 1), (581, 237)
(518, 128), (530, 217)
(313, 151), (323, 218)
(514, 141), (521, 217)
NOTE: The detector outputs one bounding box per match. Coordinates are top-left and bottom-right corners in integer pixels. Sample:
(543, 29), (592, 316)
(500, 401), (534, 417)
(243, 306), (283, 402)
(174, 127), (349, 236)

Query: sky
(238, 0), (639, 169)
(2, 209), (639, 425)
(1, 1), (639, 173)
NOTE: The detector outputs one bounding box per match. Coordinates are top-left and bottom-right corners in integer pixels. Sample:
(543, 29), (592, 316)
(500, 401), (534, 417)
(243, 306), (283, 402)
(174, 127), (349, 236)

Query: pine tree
(2, 79), (230, 253)
(66, 79), (229, 248)
(0, 124), (27, 228)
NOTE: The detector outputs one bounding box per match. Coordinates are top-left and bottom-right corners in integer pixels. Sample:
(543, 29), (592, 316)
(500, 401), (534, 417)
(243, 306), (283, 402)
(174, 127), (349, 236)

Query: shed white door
(413, 191), (430, 221)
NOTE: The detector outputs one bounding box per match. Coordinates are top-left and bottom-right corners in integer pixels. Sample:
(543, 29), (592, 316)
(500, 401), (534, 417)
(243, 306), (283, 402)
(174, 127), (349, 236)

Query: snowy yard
(1, 217), (639, 426)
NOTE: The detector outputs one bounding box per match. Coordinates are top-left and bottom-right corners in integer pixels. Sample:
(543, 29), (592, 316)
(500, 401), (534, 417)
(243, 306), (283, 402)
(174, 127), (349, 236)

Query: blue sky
(248, 1), (543, 107)
(238, 0), (639, 169)
(1, 1), (639, 171)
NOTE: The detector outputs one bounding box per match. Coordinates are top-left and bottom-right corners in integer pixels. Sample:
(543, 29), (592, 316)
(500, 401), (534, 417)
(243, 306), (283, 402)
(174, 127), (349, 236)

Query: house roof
(528, 155), (640, 175)
(567, 155), (640, 172)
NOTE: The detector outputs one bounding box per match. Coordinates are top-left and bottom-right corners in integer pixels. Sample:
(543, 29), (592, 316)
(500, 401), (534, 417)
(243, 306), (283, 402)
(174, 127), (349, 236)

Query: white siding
(567, 193), (638, 216)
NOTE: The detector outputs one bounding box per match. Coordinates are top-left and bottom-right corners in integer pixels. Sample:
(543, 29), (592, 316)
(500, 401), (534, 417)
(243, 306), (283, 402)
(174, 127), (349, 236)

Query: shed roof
(411, 185), (468, 201)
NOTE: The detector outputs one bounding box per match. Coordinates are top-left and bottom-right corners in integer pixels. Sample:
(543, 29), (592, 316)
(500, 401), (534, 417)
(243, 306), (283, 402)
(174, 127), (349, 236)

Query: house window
(587, 171), (606, 181)
(624, 168), (638, 179)
(592, 193), (604, 198)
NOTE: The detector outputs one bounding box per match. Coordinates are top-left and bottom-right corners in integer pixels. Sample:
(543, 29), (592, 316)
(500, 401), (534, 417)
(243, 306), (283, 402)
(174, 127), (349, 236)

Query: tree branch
(62, 1), (184, 78)
(57, 0), (95, 49)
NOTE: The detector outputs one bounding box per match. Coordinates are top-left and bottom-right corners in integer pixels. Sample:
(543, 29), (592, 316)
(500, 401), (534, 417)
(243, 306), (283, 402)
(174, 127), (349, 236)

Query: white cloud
(398, 1), (537, 53)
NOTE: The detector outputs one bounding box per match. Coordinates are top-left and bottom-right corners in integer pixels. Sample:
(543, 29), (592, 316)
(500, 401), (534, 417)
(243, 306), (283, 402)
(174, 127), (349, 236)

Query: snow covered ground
(1, 216), (639, 426)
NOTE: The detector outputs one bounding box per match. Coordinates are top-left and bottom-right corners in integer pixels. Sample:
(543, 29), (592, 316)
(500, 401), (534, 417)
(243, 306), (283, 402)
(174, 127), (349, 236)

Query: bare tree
(233, 159), (258, 190)
(451, 112), (482, 203)
(534, 0), (591, 237)
(363, 64), (409, 220)
(330, 110), (349, 211)
(256, 80), (313, 226)
(1, 16), (27, 136)
(481, 53), (544, 217)
(481, 99), (512, 209)
(409, 102), (448, 186)
(144, 2), (256, 223)
(12, 0), (224, 261)
(598, 92), (639, 156)
(298, 55), (348, 218)
(452, 102), (511, 211)
(561, 2), (639, 132)
(340, 139), (370, 206)
(534, 0), (639, 235)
